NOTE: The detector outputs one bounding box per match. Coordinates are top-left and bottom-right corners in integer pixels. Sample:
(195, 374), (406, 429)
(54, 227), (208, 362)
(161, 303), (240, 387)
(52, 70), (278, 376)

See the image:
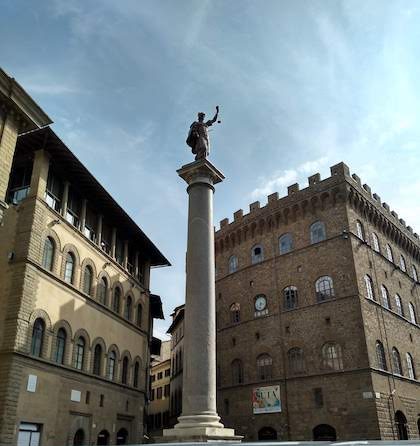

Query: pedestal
(163, 159), (241, 442)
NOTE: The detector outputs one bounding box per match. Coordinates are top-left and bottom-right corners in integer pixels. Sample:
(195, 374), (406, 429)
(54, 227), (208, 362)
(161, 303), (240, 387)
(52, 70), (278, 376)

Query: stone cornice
(0, 67), (52, 131)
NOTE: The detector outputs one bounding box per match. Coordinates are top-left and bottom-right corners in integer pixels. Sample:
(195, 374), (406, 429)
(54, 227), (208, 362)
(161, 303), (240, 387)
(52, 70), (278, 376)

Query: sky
(2, 0), (420, 339)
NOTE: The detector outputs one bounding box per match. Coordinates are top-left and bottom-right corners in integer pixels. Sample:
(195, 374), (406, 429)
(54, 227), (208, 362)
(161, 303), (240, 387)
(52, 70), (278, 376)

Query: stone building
(214, 162), (420, 441)
(147, 341), (171, 437)
(0, 69), (169, 446)
(166, 304), (184, 427)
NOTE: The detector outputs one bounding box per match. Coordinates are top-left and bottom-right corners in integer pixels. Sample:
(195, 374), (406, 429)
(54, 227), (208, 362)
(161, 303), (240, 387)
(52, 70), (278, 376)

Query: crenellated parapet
(215, 162), (420, 261)
(215, 162), (350, 254)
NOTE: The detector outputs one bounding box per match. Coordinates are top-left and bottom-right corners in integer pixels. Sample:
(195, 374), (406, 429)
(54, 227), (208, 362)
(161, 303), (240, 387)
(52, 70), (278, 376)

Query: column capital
(177, 159), (225, 187)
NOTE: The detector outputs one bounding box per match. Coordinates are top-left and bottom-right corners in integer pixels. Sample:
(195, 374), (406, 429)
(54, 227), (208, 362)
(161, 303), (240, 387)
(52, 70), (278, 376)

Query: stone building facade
(166, 304), (184, 428)
(215, 162), (420, 441)
(0, 70), (169, 446)
(148, 341), (171, 437)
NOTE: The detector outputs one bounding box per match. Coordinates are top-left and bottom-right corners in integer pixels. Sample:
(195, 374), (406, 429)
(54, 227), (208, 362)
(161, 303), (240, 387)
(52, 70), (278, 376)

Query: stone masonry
(214, 162), (420, 441)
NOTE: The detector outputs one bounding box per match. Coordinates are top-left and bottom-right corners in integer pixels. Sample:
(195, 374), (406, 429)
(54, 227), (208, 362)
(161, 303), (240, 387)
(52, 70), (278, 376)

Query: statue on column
(186, 106), (220, 160)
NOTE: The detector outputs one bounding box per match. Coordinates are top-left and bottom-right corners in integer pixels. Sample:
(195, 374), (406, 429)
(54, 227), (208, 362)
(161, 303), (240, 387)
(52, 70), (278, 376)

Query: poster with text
(252, 385), (281, 414)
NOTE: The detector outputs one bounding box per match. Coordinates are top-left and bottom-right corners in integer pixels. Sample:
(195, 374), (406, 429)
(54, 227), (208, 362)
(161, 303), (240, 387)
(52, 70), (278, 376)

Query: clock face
(255, 296), (267, 311)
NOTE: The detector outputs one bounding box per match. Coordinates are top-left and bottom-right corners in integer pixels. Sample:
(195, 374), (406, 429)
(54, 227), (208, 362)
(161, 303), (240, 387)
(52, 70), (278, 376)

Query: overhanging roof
(0, 68), (52, 131)
(16, 126), (170, 267)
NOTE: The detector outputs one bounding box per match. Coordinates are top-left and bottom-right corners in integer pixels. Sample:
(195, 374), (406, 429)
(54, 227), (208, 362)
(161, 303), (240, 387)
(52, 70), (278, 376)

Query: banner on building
(252, 385), (281, 414)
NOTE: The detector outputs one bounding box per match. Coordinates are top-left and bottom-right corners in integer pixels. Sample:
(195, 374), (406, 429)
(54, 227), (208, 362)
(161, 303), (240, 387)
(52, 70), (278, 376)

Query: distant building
(0, 68), (169, 446)
(167, 304), (185, 427)
(215, 162), (420, 441)
(147, 340), (171, 437)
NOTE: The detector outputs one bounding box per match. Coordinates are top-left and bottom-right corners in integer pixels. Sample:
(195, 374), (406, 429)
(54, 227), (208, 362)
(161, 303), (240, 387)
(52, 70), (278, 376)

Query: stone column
(163, 159), (239, 442)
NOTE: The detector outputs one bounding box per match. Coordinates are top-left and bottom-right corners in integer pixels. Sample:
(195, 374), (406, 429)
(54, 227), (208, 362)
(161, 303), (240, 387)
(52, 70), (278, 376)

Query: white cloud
(250, 156), (329, 200)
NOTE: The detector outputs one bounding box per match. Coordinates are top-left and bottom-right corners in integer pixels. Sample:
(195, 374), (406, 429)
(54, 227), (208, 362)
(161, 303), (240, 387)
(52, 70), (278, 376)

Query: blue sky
(2, 0), (420, 338)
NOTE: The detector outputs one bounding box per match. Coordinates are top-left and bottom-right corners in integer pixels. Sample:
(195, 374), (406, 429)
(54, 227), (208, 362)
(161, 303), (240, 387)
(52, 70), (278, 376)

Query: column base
(161, 426), (242, 442)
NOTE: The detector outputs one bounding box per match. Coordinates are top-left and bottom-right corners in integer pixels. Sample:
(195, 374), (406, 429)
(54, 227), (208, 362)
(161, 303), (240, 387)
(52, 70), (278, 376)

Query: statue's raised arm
(206, 106), (219, 126)
(186, 106), (221, 161)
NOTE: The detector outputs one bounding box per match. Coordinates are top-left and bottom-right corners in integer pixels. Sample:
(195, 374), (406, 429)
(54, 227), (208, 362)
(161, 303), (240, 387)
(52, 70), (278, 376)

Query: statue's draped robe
(186, 121), (212, 159)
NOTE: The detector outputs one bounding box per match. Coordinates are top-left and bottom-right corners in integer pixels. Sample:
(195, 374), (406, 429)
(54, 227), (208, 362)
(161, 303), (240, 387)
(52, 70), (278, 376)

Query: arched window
(116, 428), (128, 445)
(315, 276), (334, 301)
(42, 237), (55, 271)
(356, 220), (365, 240)
(386, 244), (394, 263)
(412, 265), (418, 282)
(64, 252), (75, 283)
(73, 429), (85, 446)
(122, 357), (129, 384)
(124, 296), (132, 320)
(400, 255), (406, 272)
(376, 341), (387, 370)
(258, 427), (277, 441)
(83, 265), (93, 295)
(31, 318), (45, 357)
(392, 347), (403, 375)
(251, 245), (264, 264)
(406, 353), (416, 379)
(54, 328), (66, 364)
(371, 232), (380, 253)
(321, 343), (343, 370)
(107, 351), (116, 380)
(231, 359), (244, 384)
(394, 294), (404, 316)
(364, 275), (375, 300)
(113, 287), (121, 313)
(279, 233), (293, 254)
(98, 277), (108, 305)
(257, 354), (272, 380)
(284, 286), (298, 310)
(395, 411), (408, 440)
(381, 285), (390, 309)
(75, 337), (85, 370)
(228, 255), (238, 273)
(93, 344), (103, 376)
(313, 424), (337, 441)
(230, 303), (240, 324)
(288, 347), (304, 374)
(409, 303), (417, 324)
(133, 361), (140, 388)
(310, 221), (326, 244)
(136, 304), (143, 327)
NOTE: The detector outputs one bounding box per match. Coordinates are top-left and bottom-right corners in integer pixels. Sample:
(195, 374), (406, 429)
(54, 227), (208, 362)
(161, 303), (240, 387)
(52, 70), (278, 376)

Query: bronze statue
(186, 106), (220, 160)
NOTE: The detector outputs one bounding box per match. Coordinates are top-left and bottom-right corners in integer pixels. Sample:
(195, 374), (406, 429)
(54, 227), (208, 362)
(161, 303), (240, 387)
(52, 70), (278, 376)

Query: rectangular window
(99, 394), (104, 407)
(151, 374), (156, 382)
(164, 384), (170, 397)
(66, 189), (81, 228)
(17, 423), (41, 446)
(115, 238), (124, 265)
(165, 368), (170, 377)
(157, 372), (163, 380)
(83, 207), (97, 242)
(7, 163), (33, 204)
(314, 388), (323, 408)
(157, 387), (163, 399)
(45, 170), (62, 212)
(85, 391), (90, 404)
(150, 388), (155, 401)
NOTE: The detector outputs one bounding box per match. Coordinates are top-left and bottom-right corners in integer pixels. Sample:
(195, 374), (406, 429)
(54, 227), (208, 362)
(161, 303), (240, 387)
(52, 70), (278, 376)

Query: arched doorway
(258, 426), (277, 440)
(395, 411), (408, 440)
(73, 429), (85, 446)
(313, 424), (337, 441)
(116, 428), (128, 445)
(97, 430), (110, 446)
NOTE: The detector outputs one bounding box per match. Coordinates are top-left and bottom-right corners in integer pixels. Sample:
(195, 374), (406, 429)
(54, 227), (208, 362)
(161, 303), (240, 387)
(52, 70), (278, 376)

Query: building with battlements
(0, 68), (169, 446)
(214, 162), (420, 441)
